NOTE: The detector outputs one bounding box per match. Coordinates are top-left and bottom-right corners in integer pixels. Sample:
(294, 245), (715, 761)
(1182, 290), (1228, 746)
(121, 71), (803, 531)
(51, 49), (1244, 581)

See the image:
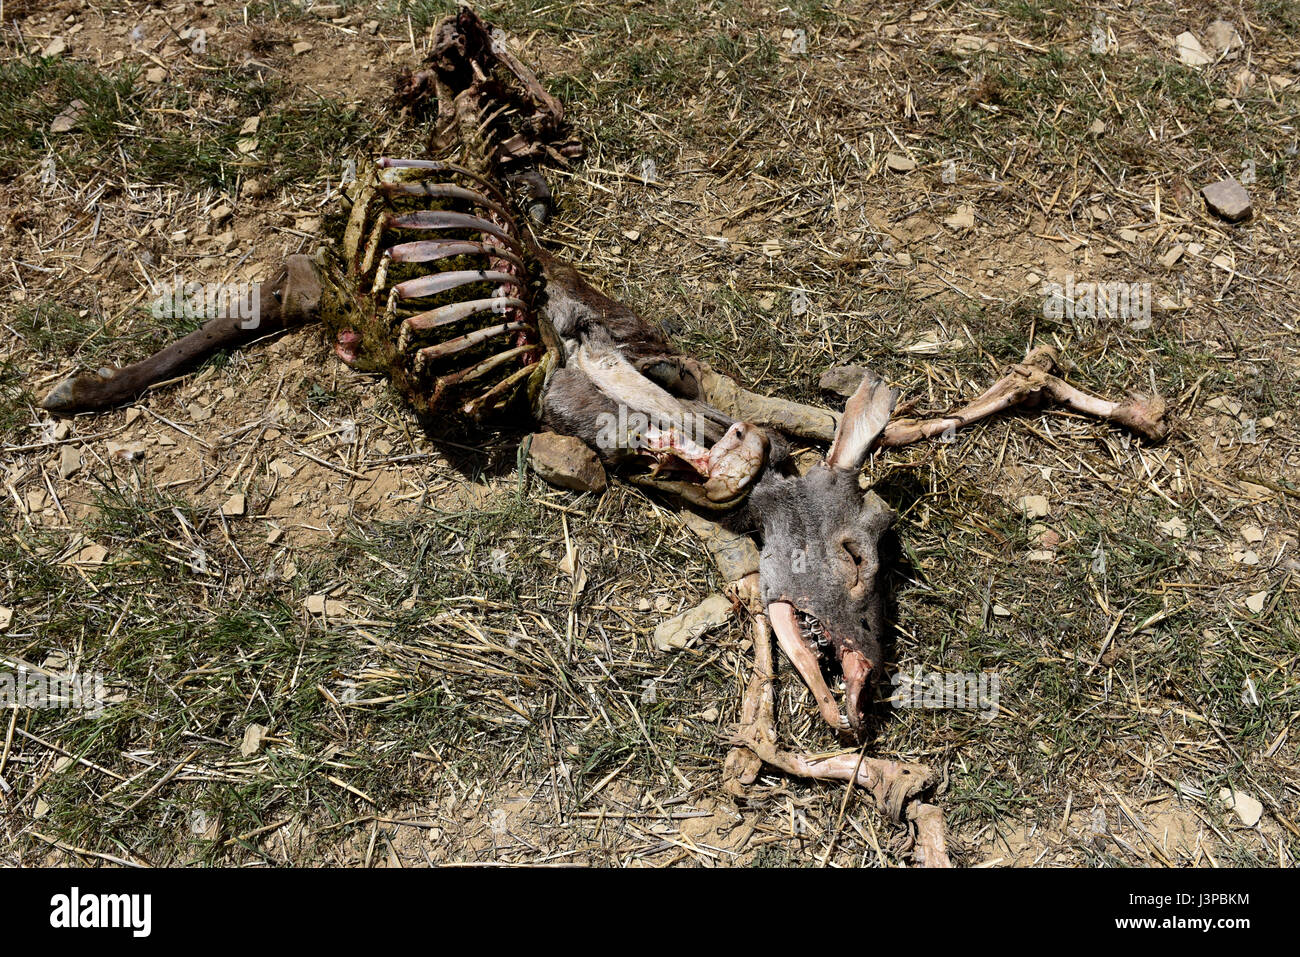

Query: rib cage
(327, 156), (550, 425)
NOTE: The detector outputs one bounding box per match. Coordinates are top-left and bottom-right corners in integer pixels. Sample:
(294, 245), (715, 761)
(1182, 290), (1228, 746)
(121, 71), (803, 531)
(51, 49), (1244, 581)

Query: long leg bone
(880, 344), (1168, 446)
(40, 255), (323, 415)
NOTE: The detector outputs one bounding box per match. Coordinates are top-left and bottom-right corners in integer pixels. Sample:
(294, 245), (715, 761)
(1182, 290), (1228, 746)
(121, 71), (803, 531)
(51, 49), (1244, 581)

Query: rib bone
(394, 269), (520, 300)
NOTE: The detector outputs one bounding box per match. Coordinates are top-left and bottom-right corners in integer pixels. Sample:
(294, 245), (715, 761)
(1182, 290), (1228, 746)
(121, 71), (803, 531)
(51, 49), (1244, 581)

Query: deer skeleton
(39, 9), (1169, 868)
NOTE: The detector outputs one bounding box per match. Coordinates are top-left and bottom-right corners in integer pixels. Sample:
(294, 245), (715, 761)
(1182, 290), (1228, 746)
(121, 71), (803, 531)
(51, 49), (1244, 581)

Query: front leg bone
(881, 345), (1168, 447)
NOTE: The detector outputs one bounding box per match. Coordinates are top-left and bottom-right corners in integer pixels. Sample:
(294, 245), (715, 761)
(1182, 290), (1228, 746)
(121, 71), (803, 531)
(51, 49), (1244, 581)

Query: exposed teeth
(796, 610), (832, 653)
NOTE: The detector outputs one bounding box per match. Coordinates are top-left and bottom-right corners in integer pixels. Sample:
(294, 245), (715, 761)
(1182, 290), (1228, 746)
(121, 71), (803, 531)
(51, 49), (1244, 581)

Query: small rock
(1205, 20), (1243, 55)
(73, 542), (108, 565)
(1018, 495), (1050, 519)
(1219, 787), (1263, 827)
(1157, 516), (1188, 539)
(292, 41), (313, 55)
(1088, 118), (1105, 135)
(885, 152), (916, 173)
(1117, 228), (1140, 243)
(1245, 591), (1268, 614)
(365, 20), (380, 35)
(1206, 395), (1242, 415)
(1027, 550), (1055, 562)
(1160, 244), (1186, 268)
(310, 2), (342, 17)
(952, 35), (999, 55)
(819, 365), (873, 397)
(1201, 178), (1252, 222)
(0, 606), (12, 631)
(527, 432), (606, 493)
(1241, 524), (1264, 543)
(208, 202), (233, 224)
(145, 66), (166, 83)
(240, 723), (267, 757)
(44, 37), (67, 57)
(992, 604), (1011, 618)
(305, 594), (348, 616)
(50, 99), (87, 133)
(1175, 32), (1212, 67)
(59, 445), (82, 479)
(653, 593), (734, 652)
(945, 204), (975, 230)
(220, 493), (246, 517)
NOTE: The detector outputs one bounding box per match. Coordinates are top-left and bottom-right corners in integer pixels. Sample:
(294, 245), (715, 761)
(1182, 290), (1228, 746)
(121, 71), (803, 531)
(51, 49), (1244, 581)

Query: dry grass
(1, 0), (1297, 866)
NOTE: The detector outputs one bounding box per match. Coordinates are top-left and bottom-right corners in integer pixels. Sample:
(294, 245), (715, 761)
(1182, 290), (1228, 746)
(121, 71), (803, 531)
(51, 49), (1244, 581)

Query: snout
(766, 601), (876, 737)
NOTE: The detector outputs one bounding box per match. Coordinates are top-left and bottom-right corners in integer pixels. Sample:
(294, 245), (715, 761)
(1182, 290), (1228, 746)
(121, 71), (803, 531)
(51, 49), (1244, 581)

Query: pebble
(1219, 787), (1262, 827)
(1017, 495), (1049, 519)
(1201, 178), (1252, 222)
(945, 204), (975, 230)
(885, 153), (916, 173)
(653, 594), (733, 652)
(1175, 32), (1212, 67)
(59, 445), (82, 479)
(1205, 20), (1243, 55)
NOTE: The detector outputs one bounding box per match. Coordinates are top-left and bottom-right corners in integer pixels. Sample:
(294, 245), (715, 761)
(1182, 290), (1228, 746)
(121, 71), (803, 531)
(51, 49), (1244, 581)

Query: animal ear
(825, 370), (897, 471)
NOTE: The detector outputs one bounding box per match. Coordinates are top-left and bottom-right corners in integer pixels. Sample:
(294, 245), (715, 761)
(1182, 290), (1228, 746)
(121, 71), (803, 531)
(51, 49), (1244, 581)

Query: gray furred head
(748, 371), (898, 735)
